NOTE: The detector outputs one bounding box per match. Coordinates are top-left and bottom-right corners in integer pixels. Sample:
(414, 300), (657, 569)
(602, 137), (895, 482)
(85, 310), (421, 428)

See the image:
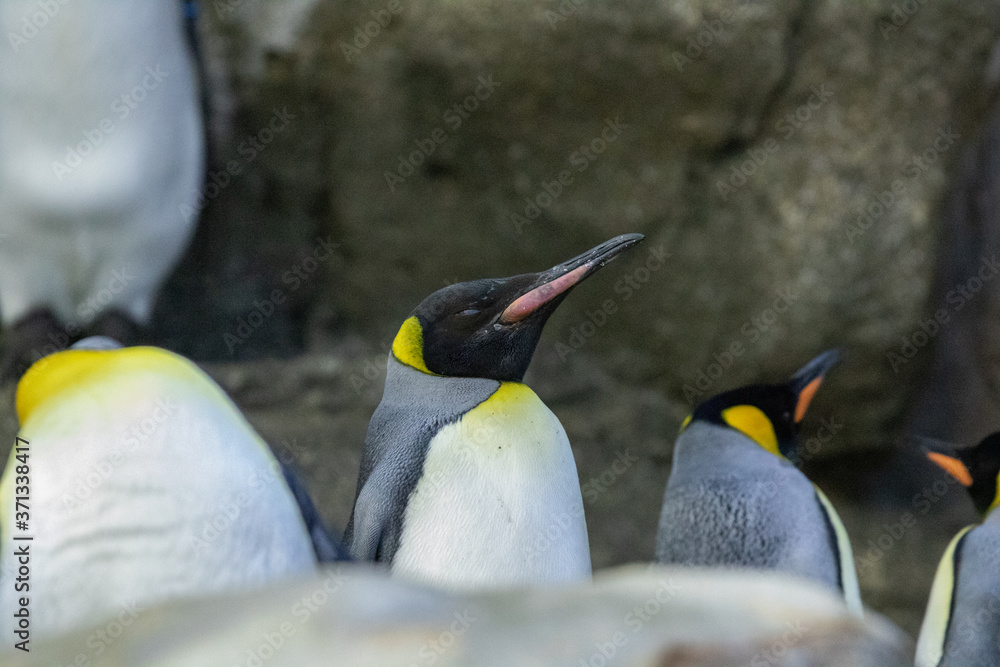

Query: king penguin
(655, 350), (863, 616)
(0, 337), (344, 638)
(345, 233), (644, 590)
(0, 0), (205, 379)
(916, 433), (1000, 667)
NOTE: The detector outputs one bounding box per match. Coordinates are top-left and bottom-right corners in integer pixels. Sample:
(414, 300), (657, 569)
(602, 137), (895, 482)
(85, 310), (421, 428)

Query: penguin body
(916, 434), (1000, 666)
(0, 343), (320, 637)
(347, 234), (644, 589)
(655, 351), (862, 615)
(350, 357), (500, 566)
(657, 421), (841, 587)
(0, 0), (203, 328)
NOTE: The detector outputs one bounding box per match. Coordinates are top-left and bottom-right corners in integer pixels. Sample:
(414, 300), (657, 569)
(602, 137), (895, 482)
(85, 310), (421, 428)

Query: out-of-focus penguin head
(391, 233), (644, 382)
(70, 336), (124, 351)
(14, 340), (210, 427)
(924, 433), (1000, 517)
(680, 349), (841, 462)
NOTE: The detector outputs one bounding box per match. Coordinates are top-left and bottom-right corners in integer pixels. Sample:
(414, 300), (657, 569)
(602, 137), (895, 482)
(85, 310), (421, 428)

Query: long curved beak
(500, 233), (645, 324)
(788, 349), (841, 423)
(916, 435), (974, 487)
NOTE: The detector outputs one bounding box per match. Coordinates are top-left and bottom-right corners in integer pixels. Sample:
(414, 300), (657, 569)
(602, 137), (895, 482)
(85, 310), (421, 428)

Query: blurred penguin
(916, 433), (1000, 666)
(0, 0), (205, 380)
(0, 337), (345, 638)
(656, 351), (863, 616)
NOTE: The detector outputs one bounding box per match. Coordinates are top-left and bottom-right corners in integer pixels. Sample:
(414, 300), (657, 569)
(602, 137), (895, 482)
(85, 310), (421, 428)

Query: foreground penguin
(655, 351), (862, 615)
(916, 434), (1000, 667)
(0, 0), (205, 379)
(345, 233), (644, 589)
(0, 338), (343, 638)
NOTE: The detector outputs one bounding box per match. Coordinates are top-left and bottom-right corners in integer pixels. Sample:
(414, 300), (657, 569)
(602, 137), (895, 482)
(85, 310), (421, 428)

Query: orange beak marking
(927, 452), (973, 487)
(794, 377), (822, 423)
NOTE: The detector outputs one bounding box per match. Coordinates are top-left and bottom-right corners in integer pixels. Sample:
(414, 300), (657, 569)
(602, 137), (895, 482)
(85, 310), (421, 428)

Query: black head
(681, 349), (841, 462)
(924, 433), (1000, 517)
(391, 233), (645, 381)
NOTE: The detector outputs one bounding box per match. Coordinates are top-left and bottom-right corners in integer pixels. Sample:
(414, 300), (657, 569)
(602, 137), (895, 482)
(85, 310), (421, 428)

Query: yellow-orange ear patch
(722, 404), (781, 458)
(679, 414), (692, 432)
(927, 452), (973, 487)
(794, 377), (823, 423)
(391, 316), (434, 375)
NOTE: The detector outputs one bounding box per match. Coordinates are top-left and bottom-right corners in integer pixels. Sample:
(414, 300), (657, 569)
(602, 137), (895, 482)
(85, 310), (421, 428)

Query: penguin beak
(919, 437), (974, 487)
(788, 349), (840, 423)
(499, 233), (645, 324)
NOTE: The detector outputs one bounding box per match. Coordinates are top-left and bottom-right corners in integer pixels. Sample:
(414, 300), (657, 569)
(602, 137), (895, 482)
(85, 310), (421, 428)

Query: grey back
(345, 356), (498, 563)
(656, 421), (840, 591)
(940, 516), (1000, 665)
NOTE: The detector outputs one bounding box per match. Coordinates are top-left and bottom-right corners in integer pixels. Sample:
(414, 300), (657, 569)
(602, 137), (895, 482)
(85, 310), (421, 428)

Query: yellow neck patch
(392, 316), (435, 375)
(483, 381), (533, 407)
(721, 404), (782, 458)
(16, 346), (201, 424)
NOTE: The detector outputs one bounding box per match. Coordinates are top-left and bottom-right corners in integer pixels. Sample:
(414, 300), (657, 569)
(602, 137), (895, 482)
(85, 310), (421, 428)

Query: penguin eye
(457, 308), (480, 317)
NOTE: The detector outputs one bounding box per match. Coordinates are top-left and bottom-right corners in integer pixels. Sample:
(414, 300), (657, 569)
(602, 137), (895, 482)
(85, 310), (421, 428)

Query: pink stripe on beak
(499, 264), (590, 324)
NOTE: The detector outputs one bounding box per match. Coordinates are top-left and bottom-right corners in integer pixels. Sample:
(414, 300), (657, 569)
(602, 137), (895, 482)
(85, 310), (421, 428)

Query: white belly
(392, 383), (592, 589)
(0, 374), (316, 637)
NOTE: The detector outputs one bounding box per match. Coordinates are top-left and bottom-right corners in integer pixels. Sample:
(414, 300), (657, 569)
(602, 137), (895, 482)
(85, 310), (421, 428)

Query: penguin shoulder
(916, 524), (977, 667)
(668, 421), (803, 481)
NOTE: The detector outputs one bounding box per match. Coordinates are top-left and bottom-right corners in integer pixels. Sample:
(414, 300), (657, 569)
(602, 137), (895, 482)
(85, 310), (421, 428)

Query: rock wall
(155, 0), (1000, 459)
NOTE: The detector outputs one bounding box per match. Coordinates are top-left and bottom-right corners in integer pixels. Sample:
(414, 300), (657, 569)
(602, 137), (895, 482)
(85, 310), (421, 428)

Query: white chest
(392, 383), (591, 590)
(0, 381), (316, 637)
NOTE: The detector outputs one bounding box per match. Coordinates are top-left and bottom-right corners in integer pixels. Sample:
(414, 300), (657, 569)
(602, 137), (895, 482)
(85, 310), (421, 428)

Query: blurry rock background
(4, 0), (1000, 640)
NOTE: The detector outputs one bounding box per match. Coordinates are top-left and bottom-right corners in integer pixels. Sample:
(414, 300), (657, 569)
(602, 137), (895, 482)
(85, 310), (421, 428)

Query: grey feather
(655, 421), (840, 591)
(939, 517), (1000, 666)
(345, 356), (498, 563)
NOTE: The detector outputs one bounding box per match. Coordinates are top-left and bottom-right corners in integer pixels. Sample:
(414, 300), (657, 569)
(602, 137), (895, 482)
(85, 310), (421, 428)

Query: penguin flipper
(813, 486), (863, 617)
(279, 462), (350, 563)
(348, 478), (389, 562)
(915, 525), (973, 667)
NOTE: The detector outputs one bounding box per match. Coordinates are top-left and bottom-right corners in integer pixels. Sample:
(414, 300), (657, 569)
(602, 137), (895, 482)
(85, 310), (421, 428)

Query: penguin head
(924, 433), (1000, 517)
(391, 233), (645, 381)
(15, 340), (216, 426)
(70, 336), (124, 351)
(681, 349), (841, 462)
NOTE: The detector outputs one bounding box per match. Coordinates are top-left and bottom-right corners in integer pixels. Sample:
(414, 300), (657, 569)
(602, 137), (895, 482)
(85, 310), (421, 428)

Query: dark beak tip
(815, 348), (843, 367)
(911, 434), (960, 458)
(590, 232), (646, 265)
(788, 348), (842, 394)
(611, 232), (645, 252)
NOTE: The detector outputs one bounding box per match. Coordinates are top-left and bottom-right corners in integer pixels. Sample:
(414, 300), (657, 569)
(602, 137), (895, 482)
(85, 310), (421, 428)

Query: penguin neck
(16, 347), (214, 426)
(983, 484), (1000, 522)
(672, 421), (795, 478)
(381, 355), (499, 412)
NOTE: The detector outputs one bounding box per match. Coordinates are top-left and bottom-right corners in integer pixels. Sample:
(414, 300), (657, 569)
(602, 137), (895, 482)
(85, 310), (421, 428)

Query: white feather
(0, 0), (203, 325)
(392, 383), (592, 590)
